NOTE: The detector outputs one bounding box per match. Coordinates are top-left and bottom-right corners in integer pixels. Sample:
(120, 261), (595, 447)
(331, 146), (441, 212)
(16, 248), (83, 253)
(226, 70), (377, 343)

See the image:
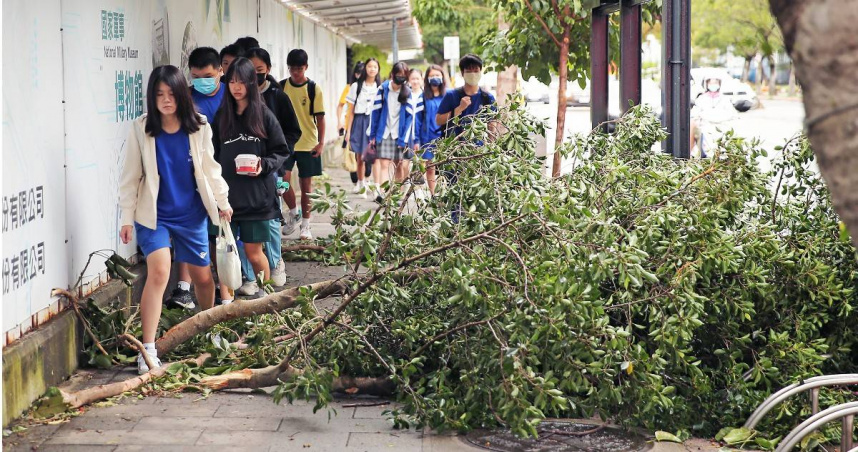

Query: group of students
(336, 54), (496, 202)
(118, 36), (497, 374)
(119, 36), (330, 374)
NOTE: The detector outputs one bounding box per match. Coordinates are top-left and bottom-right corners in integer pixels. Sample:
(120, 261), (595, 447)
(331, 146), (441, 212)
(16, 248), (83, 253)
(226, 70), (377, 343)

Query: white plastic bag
(216, 218), (242, 290)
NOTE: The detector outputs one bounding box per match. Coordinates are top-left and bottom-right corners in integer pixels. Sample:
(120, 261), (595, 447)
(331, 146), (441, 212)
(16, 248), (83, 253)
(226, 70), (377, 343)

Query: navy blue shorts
(135, 217), (210, 266)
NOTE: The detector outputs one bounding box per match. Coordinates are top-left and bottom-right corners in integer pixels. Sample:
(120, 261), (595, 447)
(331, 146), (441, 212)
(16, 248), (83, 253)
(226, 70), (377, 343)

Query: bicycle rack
(742, 374), (858, 451)
(775, 401), (858, 452)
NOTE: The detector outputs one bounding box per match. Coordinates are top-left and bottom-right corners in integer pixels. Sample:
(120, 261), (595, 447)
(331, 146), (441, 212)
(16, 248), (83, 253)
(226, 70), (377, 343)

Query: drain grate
(462, 420), (651, 452)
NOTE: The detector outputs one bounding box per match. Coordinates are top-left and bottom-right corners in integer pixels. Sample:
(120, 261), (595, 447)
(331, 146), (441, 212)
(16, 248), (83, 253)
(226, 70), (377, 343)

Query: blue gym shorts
(135, 218), (210, 267)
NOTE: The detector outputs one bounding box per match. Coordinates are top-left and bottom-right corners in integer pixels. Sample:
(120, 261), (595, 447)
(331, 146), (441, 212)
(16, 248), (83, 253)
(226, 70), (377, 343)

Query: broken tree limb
(119, 333), (156, 372)
(198, 364), (395, 396)
(155, 278), (351, 355)
(35, 353), (210, 417)
(52, 288), (111, 358)
(281, 244), (327, 253)
(155, 268), (437, 356)
(200, 218), (526, 392)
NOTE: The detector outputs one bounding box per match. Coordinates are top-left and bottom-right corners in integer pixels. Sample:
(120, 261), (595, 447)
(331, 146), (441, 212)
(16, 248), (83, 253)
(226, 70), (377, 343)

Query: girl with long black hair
(119, 65), (232, 374)
(367, 61), (419, 202)
(345, 58), (381, 198)
(211, 57), (289, 303)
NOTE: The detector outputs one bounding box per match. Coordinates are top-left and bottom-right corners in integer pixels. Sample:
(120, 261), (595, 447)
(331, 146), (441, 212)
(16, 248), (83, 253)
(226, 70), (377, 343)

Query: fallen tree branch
(197, 365), (394, 396)
(35, 353), (210, 416)
(281, 244), (327, 253)
(52, 289), (111, 358)
(155, 279), (351, 355)
(118, 333), (155, 372)
(342, 401), (390, 408)
(411, 312), (505, 358)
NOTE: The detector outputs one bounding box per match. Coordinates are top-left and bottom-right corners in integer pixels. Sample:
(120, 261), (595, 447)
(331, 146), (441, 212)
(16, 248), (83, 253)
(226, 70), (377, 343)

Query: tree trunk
(787, 62), (796, 97)
(742, 56), (752, 83)
(768, 55), (777, 96)
(756, 56), (765, 91)
(495, 11), (519, 107)
(770, 0), (858, 249)
(552, 28), (571, 178)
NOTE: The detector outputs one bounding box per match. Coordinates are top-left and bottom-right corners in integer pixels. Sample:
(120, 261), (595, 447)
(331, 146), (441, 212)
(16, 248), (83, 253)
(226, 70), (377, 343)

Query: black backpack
(442, 87), (491, 137)
(280, 78), (317, 114)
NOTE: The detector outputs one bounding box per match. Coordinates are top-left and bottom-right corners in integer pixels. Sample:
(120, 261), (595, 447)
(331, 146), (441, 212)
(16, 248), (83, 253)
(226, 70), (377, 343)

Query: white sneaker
(352, 182), (361, 194)
(237, 280), (259, 296)
(359, 181), (369, 199)
(299, 224), (313, 241)
(282, 211), (300, 236)
(271, 260), (287, 286)
(137, 350), (162, 375)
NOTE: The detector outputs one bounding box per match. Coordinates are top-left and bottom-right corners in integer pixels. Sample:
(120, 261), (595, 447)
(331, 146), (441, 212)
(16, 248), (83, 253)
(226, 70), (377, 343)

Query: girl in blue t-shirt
(419, 65), (448, 196)
(119, 65), (233, 375)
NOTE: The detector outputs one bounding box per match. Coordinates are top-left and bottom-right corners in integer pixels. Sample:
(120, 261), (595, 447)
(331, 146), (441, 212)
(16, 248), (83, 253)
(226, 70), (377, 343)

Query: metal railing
(742, 374), (858, 451)
(775, 401), (857, 452)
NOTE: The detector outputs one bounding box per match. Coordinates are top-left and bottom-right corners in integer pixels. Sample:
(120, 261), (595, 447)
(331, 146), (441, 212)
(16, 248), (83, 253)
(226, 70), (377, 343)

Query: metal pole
(843, 414), (854, 451)
(590, 10), (609, 131)
(392, 19), (399, 63)
(620, 0), (642, 114)
(662, 0), (690, 158)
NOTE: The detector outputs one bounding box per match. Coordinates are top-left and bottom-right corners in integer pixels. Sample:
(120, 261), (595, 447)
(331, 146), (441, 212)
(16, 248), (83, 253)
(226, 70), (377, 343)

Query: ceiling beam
(295, 0), (407, 12)
(313, 6), (409, 20)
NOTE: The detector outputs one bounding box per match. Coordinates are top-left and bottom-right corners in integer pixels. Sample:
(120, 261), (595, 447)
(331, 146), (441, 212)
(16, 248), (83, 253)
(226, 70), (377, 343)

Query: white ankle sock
(177, 281), (191, 291)
(143, 343), (157, 355)
(301, 218), (310, 228)
(290, 208), (299, 216)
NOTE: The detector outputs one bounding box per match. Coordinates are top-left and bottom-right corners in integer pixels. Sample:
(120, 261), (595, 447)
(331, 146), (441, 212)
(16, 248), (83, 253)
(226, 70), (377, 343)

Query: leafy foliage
(301, 102), (857, 437)
(78, 102), (856, 442)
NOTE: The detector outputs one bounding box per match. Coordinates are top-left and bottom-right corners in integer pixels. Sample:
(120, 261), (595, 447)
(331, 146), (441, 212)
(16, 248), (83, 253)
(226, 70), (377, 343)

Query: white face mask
(464, 72), (482, 87)
(707, 83), (720, 92)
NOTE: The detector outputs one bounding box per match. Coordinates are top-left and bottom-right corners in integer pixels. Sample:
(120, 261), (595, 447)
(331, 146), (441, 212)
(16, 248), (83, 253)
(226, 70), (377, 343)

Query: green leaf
(655, 431), (683, 443)
(722, 427), (753, 445)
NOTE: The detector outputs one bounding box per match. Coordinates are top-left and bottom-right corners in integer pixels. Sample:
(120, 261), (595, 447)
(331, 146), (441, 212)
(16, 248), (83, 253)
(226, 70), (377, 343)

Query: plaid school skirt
(377, 137), (404, 161)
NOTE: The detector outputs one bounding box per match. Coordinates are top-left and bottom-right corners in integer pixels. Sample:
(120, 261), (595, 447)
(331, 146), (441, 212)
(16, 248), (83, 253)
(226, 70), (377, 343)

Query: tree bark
(35, 354), (210, 416)
(199, 365), (395, 396)
(155, 279), (349, 355)
(553, 28), (571, 178)
(770, 0), (858, 249)
(787, 61), (796, 97)
(756, 56), (765, 91)
(768, 55), (777, 96)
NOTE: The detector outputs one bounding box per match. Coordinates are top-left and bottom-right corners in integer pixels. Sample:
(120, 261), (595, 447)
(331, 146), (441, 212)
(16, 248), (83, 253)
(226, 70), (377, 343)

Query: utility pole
(392, 19), (399, 63)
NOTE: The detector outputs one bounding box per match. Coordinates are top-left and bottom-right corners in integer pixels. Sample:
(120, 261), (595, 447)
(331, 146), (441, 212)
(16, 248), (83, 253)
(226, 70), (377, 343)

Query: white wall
(1, 0), (347, 342)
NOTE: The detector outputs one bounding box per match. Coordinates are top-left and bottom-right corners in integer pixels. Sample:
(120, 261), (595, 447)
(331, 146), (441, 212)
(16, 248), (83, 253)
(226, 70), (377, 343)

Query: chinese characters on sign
(2, 183), (47, 294)
(115, 70), (143, 122)
(101, 10), (125, 41)
(3, 243), (46, 295)
(2, 186), (44, 233)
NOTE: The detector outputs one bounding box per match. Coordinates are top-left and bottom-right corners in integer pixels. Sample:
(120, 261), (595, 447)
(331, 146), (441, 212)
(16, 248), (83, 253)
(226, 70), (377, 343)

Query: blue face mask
(429, 77), (443, 87)
(192, 77), (218, 95)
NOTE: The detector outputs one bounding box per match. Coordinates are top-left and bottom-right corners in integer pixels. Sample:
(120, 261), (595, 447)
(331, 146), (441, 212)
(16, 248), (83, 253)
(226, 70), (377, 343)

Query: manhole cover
(462, 420), (651, 452)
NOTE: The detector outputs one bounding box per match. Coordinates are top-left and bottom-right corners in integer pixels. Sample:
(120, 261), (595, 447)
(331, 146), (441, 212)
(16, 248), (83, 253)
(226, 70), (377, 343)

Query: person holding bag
(211, 57), (289, 302)
(119, 65), (233, 375)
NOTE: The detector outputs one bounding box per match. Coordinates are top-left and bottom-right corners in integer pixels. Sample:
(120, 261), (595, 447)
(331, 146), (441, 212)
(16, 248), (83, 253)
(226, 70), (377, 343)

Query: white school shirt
(346, 81), (378, 115)
(384, 87), (402, 140)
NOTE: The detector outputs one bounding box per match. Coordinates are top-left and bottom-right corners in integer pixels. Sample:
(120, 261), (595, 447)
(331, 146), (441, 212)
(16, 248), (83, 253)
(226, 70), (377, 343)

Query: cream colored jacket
(119, 114), (231, 230)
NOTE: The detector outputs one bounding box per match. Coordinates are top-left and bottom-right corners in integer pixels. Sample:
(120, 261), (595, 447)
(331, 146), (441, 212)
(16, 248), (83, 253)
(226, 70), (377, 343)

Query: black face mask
(393, 76), (407, 85)
(256, 73), (267, 86)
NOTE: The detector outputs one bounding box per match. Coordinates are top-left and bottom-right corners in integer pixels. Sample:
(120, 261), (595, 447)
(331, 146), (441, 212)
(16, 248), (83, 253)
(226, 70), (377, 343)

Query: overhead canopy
(283, 0), (422, 51)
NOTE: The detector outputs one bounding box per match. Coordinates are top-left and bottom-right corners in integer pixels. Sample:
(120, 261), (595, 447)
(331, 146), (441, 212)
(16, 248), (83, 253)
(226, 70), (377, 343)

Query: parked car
(691, 67), (757, 112)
